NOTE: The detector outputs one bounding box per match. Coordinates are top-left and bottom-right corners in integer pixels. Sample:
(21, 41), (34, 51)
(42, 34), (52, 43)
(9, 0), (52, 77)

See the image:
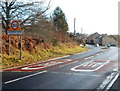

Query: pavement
(1, 45), (119, 91)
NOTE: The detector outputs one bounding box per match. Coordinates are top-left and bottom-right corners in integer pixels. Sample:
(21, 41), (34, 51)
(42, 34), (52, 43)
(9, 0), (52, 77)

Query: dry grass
(2, 43), (89, 69)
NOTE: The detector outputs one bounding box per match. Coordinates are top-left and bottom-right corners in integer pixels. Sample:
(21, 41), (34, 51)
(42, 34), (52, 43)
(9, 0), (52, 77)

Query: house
(86, 32), (117, 46)
(98, 35), (117, 46)
(86, 32), (100, 44)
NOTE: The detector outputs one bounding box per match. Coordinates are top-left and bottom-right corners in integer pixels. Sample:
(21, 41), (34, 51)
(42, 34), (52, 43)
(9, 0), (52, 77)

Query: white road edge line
(4, 71), (47, 84)
(96, 72), (119, 91)
(84, 56), (93, 59)
(105, 73), (119, 91)
(48, 55), (70, 61)
(96, 53), (100, 55)
(73, 49), (91, 55)
(59, 61), (78, 67)
(51, 71), (100, 77)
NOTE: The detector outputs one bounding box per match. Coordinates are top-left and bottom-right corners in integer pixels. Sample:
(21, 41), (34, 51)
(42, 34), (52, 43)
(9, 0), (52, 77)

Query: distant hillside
(109, 35), (120, 46)
(109, 35), (120, 41)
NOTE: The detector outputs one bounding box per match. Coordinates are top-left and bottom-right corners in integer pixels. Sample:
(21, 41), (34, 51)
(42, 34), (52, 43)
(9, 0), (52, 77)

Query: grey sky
(47, 0), (119, 35)
(17, 0), (119, 35)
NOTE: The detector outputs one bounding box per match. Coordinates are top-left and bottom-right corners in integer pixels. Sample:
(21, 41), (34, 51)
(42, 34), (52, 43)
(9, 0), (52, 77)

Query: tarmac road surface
(2, 45), (119, 91)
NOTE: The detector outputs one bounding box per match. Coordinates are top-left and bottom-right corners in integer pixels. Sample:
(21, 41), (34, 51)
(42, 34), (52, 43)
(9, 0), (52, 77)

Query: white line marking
(84, 57), (89, 59)
(84, 56), (93, 59)
(22, 59), (72, 70)
(96, 54), (100, 55)
(73, 49), (91, 55)
(59, 61), (78, 67)
(71, 73), (100, 77)
(71, 60), (93, 71)
(48, 55), (70, 61)
(50, 71), (100, 77)
(105, 74), (119, 91)
(21, 67), (44, 70)
(71, 60), (110, 72)
(4, 71), (47, 84)
(97, 73), (119, 91)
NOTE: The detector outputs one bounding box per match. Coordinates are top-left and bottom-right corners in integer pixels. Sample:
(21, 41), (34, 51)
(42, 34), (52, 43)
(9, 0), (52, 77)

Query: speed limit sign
(11, 20), (19, 30)
(7, 20), (22, 35)
(7, 20), (23, 60)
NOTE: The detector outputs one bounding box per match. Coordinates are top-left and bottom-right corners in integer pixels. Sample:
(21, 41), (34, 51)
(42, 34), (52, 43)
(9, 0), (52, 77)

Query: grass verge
(2, 43), (89, 69)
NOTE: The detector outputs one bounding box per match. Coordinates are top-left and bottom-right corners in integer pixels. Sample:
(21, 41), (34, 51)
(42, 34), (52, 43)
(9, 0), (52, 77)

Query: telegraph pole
(74, 18), (76, 39)
(81, 28), (83, 39)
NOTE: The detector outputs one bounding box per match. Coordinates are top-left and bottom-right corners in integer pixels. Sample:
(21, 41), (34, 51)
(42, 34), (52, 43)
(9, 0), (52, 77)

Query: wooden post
(20, 36), (22, 60)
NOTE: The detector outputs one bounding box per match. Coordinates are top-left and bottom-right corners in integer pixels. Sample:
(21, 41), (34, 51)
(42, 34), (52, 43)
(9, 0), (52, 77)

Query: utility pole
(81, 28), (83, 39)
(74, 18), (76, 39)
(81, 28), (83, 34)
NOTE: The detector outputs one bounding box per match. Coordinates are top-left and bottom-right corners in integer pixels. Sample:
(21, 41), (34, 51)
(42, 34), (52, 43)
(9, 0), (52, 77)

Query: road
(2, 45), (119, 91)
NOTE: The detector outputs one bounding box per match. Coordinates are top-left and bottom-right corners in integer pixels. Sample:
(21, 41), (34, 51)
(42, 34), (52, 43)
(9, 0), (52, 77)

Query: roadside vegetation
(1, 1), (88, 69)
(2, 34), (88, 69)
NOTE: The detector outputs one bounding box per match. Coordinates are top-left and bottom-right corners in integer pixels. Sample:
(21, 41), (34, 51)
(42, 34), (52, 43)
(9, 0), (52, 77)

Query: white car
(105, 44), (110, 48)
(80, 44), (84, 47)
(95, 43), (99, 47)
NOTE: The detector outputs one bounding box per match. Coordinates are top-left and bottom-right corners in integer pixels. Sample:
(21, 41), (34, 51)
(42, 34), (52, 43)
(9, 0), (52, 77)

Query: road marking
(48, 55), (70, 61)
(73, 49), (91, 55)
(21, 59), (72, 71)
(96, 53), (100, 55)
(4, 71), (47, 84)
(71, 60), (110, 72)
(50, 71), (100, 77)
(84, 56), (94, 59)
(71, 73), (100, 77)
(105, 74), (119, 91)
(97, 73), (119, 91)
(59, 61), (78, 67)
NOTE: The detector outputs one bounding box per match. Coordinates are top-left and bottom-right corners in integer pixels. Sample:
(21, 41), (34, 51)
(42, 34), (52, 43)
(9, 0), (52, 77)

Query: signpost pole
(7, 20), (23, 59)
(74, 18), (76, 40)
(8, 36), (10, 55)
(20, 36), (22, 60)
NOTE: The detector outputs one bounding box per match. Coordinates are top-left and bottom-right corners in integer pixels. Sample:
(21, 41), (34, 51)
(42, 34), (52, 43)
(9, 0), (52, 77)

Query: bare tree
(0, 0), (51, 34)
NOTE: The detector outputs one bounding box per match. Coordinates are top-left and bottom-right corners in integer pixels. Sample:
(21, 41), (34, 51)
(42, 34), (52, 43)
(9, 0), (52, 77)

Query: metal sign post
(7, 20), (23, 60)
(8, 36), (10, 55)
(20, 36), (22, 60)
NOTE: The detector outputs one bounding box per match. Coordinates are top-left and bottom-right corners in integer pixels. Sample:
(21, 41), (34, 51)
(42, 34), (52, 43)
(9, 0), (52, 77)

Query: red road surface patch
(95, 60), (118, 72)
(3, 59), (84, 72)
(71, 60), (117, 72)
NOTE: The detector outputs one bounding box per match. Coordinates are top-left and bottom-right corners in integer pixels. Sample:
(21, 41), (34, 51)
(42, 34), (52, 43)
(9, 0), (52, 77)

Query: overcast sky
(45, 0), (119, 35)
(18, 0), (119, 35)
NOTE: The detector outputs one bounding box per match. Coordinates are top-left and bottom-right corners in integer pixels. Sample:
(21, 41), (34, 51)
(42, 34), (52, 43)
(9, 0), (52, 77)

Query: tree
(0, 0), (51, 34)
(52, 6), (68, 34)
